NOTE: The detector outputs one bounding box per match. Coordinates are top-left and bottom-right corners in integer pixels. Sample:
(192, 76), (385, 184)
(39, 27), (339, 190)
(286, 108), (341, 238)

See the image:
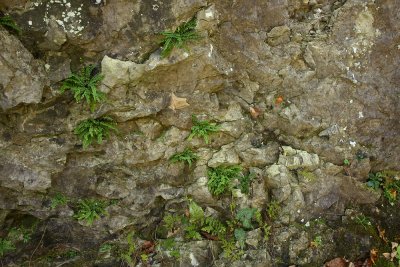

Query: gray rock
(0, 29), (47, 110)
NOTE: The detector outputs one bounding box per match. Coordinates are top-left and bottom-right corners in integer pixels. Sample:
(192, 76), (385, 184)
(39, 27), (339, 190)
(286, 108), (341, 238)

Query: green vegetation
(312, 235), (322, 247)
(367, 171), (400, 204)
(343, 159), (350, 166)
(60, 64), (105, 112)
(237, 172), (254, 194)
(298, 169), (316, 182)
(74, 117), (117, 148)
(99, 243), (113, 253)
(169, 148), (199, 167)
(188, 115), (220, 144)
(160, 17), (199, 58)
(354, 214), (372, 230)
(120, 232), (136, 266)
(267, 200), (280, 220)
(161, 200), (269, 262)
(0, 15), (21, 34)
(74, 199), (109, 225)
(0, 225), (36, 258)
(50, 193), (68, 209)
(157, 238), (180, 259)
(207, 165), (242, 196)
(0, 238), (15, 257)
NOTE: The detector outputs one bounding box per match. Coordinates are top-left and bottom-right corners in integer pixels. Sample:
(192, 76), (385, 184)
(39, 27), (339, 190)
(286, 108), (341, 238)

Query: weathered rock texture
(0, 0), (399, 266)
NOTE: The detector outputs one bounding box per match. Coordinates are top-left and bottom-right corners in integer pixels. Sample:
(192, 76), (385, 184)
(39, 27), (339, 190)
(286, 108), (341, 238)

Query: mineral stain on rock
(0, 0), (399, 266)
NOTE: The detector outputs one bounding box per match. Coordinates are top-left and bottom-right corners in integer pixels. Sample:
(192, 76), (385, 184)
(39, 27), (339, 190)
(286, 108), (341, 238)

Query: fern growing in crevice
(60, 64), (105, 112)
(0, 15), (21, 35)
(160, 17), (200, 58)
(74, 117), (118, 148)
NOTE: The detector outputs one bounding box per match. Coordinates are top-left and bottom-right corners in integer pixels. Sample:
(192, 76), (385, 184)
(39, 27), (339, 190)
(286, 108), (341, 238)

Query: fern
(0, 15), (21, 34)
(184, 224), (202, 240)
(201, 217), (226, 238)
(169, 148), (199, 167)
(188, 200), (205, 225)
(60, 64), (105, 112)
(50, 193), (68, 209)
(74, 199), (108, 225)
(163, 214), (183, 232)
(160, 17), (199, 58)
(74, 117), (117, 148)
(188, 115), (219, 144)
(207, 165), (242, 196)
(0, 238), (15, 257)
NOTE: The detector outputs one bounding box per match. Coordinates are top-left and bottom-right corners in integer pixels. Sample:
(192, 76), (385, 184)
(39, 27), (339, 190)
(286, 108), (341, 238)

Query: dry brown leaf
(168, 93), (189, 111)
(249, 106), (261, 119)
(370, 248), (378, 264)
(382, 252), (391, 260)
(377, 225), (388, 243)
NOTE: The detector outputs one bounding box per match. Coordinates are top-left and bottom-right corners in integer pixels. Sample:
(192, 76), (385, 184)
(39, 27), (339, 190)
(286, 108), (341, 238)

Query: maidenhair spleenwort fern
(0, 15), (21, 34)
(160, 17), (199, 58)
(74, 117), (118, 149)
(60, 64), (105, 112)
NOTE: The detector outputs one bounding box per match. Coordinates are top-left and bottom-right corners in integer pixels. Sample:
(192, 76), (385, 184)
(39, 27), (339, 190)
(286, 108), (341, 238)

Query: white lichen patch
(42, 0), (86, 36)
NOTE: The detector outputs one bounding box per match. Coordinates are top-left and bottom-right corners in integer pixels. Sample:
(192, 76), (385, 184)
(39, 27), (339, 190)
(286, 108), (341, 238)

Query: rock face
(0, 28), (47, 111)
(0, 0), (399, 266)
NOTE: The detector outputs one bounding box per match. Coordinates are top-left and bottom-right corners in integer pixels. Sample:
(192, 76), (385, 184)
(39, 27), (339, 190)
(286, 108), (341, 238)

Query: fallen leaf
(392, 242), (399, 250)
(249, 106), (261, 119)
(275, 96), (284, 105)
(377, 225), (388, 243)
(370, 248), (378, 264)
(168, 93), (189, 111)
(382, 252), (391, 260)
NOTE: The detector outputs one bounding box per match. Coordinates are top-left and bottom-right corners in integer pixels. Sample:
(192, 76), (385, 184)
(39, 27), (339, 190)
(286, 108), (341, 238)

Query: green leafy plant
(74, 117), (117, 148)
(207, 165), (242, 196)
(202, 217), (227, 238)
(354, 214), (372, 230)
(160, 17), (199, 58)
(311, 236), (322, 248)
(267, 200), (280, 220)
(237, 172), (254, 194)
(0, 238), (15, 257)
(236, 208), (257, 229)
(7, 227), (32, 244)
(367, 172), (383, 190)
(169, 148), (199, 167)
(163, 214), (183, 233)
(367, 171), (400, 204)
(99, 243), (113, 253)
(74, 199), (108, 225)
(60, 64), (105, 112)
(188, 115), (220, 144)
(157, 238), (180, 259)
(0, 15), (21, 34)
(50, 193), (68, 209)
(120, 232), (137, 267)
(234, 228), (246, 249)
(343, 159), (350, 166)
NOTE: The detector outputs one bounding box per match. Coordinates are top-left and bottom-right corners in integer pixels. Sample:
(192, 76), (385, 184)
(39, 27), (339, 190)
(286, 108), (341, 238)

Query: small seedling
(207, 165), (242, 196)
(60, 64), (105, 112)
(343, 159), (350, 166)
(0, 238), (15, 257)
(74, 117), (118, 148)
(99, 243), (113, 253)
(74, 199), (108, 225)
(188, 115), (219, 144)
(0, 15), (21, 34)
(160, 17), (199, 58)
(50, 193), (68, 209)
(311, 236), (322, 248)
(7, 227), (32, 244)
(169, 148), (199, 167)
